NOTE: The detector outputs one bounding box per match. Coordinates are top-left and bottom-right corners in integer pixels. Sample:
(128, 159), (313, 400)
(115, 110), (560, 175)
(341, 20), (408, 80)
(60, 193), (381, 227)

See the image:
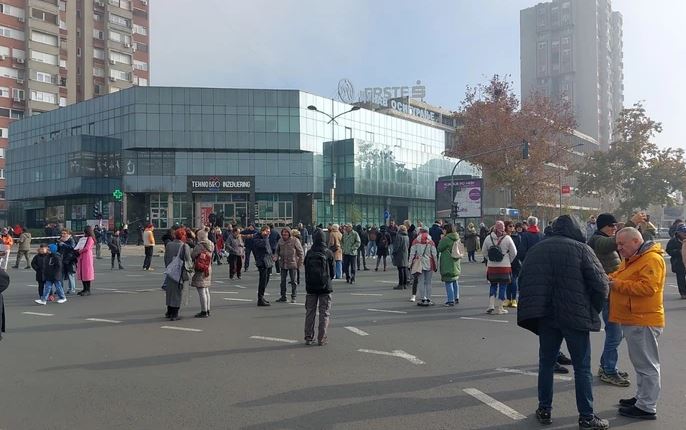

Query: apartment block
(520, 0), (623, 150)
(0, 0), (149, 223)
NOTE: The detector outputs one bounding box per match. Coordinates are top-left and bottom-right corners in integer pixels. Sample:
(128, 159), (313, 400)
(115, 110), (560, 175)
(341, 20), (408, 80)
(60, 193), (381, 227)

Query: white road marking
(97, 287), (118, 291)
(210, 291), (239, 294)
(214, 280), (225, 284)
(249, 335), (298, 344)
(350, 293), (383, 296)
(289, 302), (305, 306)
(111, 290), (137, 294)
(344, 326), (369, 336)
(376, 280), (397, 284)
(22, 311), (54, 317)
(234, 285), (247, 289)
(135, 289), (158, 292)
(125, 275), (144, 277)
(367, 308), (407, 314)
(496, 367), (573, 381)
(86, 318), (122, 324)
(357, 349), (424, 365)
(223, 298), (252, 302)
(25, 284), (37, 287)
(463, 388), (526, 420)
(460, 317), (508, 323)
(161, 326), (203, 332)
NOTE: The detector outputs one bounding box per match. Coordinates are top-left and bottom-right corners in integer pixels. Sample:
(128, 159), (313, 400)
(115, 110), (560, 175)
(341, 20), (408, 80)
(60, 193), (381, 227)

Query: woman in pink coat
(77, 226), (96, 296)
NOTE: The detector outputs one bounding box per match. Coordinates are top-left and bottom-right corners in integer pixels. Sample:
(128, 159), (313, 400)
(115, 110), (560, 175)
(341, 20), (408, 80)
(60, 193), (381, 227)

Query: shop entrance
(194, 194), (250, 227)
(213, 202), (248, 225)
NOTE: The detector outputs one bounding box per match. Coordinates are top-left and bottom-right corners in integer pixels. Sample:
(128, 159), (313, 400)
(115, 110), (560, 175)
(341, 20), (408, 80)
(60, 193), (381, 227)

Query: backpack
(450, 239), (463, 259)
(487, 235), (506, 262)
(194, 249), (212, 276)
(305, 250), (329, 287)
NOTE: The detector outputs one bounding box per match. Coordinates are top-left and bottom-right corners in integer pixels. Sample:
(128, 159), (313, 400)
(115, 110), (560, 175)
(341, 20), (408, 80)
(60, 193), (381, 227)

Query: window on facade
(561, 1), (572, 25)
(31, 50), (58, 65)
(133, 42), (148, 52)
(132, 24), (147, 35)
(551, 40), (560, 72)
(93, 67), (105, 77)
(0, 87), (8, 98)
(537, 6), (546, 28)
(109, 50), (131, 64)
(109, 13), (130, 28)
(0, 66), (17, 79)
(137, 77), (148, 86)
(0, 148), (4, 159)
(12, 48), (24, 60)
(110, 68), (130, 81)
(0, 128), (7, 138)
(0, 108), (8, 117)
(0, 169), (4, 180)
(561, 37), (572, 72)
(133, 60), (147, 71)
(12, 88), (24, 101)
(93, 48), (105, 59)
(31, 8), (58, 24)
(92, 29), (104, 40)
(345, 127), (352, 139)
(31, 90), (57, 104)
(0, 25), (24, 40)
(34, 71), (54, 83)
(59, 59), (66, 68)
(108, 0), (131, 10)
(10, 109), (23, 119)
(1, 3), (25, 18)
(59, 97), (66, 107)
(550, 6), (560, 27)
(31, 31), (58, 46)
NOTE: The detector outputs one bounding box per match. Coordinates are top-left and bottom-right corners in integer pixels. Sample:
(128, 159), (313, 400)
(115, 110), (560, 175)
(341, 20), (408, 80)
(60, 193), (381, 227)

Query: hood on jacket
(551, 215), (586, 243)
(627, 240), (661, 263)
(312, 229), (325, 246)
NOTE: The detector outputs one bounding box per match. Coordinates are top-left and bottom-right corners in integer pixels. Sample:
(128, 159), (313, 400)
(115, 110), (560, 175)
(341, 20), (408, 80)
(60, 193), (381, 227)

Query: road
(0, 247), (684, 429)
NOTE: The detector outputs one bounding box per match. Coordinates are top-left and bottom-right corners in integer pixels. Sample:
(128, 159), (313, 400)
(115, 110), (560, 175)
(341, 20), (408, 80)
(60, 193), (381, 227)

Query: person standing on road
(429, 220), (443, 249)
(482, 221), (517, 315)
(587, 213), (630, 387)
(355, 224), (369, 271)
(392, 225), (410, 290)
(191, 229), (214, 318)
(241, 225), (257, 272)
(0, 228), (14, 270)
(518, 215), (609, 429)
(225, 227), (245, 280)
(276, 227), (303, 303)
(367, 225), (378, 258)
(327, 224), (343, 279)
(438, 223), (461, 306)
(464, 223), (480, 263)
(303, 229), (334, 346)
(142, 224), (155, 271)
(374, 225), (391, 271)
(163, 228), (193, 321)
(34, 244), (67, 306)
(12, 229), (31, 269)
(93, 225), (104, 260)
(297, 223), (309, 253)
(268, 225), (280, 274)
(409, 226), (438, 306)
(30, 244), (49, 298)
(518, 216), (544, 265)
(108, 230), (124, 270)
(609, 227), (665, 420)
(57, 230), (77, 294)
(0, 267), (8, 341)
(76, 226), (96, 296)
(341, 224), (360, 284)
(504, 220), (521, 308)
(253, 226), (274, 306)
(666, 223), (686, 299)
(668, 218), (683, 239)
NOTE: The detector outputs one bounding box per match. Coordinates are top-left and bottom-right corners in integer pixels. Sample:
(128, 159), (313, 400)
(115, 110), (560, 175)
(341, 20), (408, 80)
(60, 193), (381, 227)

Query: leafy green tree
(576, 102), (686, 217)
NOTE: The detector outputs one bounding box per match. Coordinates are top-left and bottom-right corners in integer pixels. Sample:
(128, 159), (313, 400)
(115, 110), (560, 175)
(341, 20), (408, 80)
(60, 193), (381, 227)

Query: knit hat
(676, 224), (686, 235)
(48, 243), (58, 253)
(596, 213), (618, 231)
(494, 221), (505, 237)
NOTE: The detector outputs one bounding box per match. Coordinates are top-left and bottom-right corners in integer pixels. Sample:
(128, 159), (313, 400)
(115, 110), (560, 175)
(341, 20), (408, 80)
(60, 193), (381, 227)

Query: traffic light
(522, 139), (530, 159)
(93, 203), (101, 219)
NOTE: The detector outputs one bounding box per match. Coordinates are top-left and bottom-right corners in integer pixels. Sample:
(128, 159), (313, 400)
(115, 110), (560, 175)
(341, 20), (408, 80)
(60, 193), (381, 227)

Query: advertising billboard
(435, 178), (482, 219)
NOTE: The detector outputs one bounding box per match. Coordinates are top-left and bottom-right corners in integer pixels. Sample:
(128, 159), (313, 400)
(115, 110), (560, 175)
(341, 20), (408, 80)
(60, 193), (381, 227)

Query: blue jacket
(429, 224), (442, 245)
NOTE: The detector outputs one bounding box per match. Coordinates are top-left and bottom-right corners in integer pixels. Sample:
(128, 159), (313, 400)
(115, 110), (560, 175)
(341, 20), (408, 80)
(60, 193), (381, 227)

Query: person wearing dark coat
(31, 244), (50, 297)
(666, 224), (686, 299)
(268, 225), (281, 274)
(429, 221), (443, 247)
(57, 231), (77, 294)
(108, 231), (124, 270)
(303, 229), (335, 345)
(374, 226), (391, 271)
(34, 244), (67, 305)
(240, 225), (257, 271)
(392, 226), (410, 289)
(518, 216), (546, 264)
(0, 267), (9, 340)
(517, 215), (609, 428)
(354, 225), (369, 271)
(252, 226), (274, 306)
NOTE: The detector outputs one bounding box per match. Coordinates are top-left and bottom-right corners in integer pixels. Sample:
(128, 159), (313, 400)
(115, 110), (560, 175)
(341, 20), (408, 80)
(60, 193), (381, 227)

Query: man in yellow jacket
(609, 227), (665, 420)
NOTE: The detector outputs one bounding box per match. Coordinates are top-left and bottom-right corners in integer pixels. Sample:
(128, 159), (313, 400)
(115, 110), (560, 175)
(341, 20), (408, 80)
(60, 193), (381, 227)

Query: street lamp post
(558, 143), (584, 216)
(307, 103), (360, 217)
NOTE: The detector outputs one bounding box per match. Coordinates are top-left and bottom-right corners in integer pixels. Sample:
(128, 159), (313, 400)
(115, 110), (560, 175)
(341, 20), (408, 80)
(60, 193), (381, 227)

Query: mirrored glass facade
(7, 87), (477, 228)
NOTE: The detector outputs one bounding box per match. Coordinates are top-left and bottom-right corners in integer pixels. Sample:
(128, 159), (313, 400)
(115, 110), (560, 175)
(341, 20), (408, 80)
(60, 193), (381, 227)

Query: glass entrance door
(212, 202), (248, 226)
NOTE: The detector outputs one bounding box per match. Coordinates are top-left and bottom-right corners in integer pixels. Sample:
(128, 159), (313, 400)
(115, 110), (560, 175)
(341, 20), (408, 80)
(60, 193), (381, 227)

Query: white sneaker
(496, 307), (509, 314)
(57, 298), (67, 304)
(34, 299), (47, 305)
(410, 295), (416, 302)
(486, 307), (494, 314)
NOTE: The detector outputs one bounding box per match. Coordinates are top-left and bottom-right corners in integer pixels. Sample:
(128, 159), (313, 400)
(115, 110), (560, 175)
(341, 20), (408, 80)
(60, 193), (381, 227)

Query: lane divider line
(495, 367), (573, 381)
(249, 335), (298, 344)
(367, 308), (407, 314)
(460, 317), (508, 323)
(86, 318), (122, 324)
(463, 388), (526, 420)
(210, 291), (239, 294)
(357, 349), (424, 365)
(344, 326), (369, 336)
(161, 326), (203, 332)
(351, 293), (383, 296)
(223, 298), (252, 302)
(22, 311), (54, 317)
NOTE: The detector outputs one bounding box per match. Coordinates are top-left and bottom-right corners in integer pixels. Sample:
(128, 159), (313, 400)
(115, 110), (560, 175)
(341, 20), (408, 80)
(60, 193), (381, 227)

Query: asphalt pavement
(1, 246), (684, 429)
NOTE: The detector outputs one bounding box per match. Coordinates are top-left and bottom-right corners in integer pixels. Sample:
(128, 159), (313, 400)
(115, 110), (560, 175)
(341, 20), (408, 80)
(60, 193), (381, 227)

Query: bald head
(616, 227), (644, 259)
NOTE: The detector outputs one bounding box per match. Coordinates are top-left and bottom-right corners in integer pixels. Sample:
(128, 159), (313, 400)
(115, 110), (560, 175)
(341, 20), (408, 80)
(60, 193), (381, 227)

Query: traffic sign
(383, 209), (390, 220)
(561, 185), (571, 197)
(112, 189), (123, 201)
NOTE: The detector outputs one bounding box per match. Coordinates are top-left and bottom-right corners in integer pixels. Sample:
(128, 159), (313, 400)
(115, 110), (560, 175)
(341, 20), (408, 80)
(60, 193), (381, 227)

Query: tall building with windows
(520, 0), (623, 150)
(0, 0), (149, 223)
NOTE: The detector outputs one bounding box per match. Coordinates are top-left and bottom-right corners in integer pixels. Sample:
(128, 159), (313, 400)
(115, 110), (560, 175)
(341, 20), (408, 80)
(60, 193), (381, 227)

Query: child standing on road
(303, 229), (334, 346)
(30, 243), (50, 298)
(34, 244), (67, 305)
(108, 230), (124, 270)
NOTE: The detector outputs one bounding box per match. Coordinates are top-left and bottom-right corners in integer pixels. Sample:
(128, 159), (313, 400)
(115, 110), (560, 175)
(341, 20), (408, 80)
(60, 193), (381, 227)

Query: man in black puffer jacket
(518, 215), (610, 429)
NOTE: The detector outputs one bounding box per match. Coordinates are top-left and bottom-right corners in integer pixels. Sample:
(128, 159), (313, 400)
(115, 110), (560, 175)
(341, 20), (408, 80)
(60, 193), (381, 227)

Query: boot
(165, 306), (172, 319)
(393, 284), (404, 290)
(170, 307), (181, 321)
(194, 311), (208, 318)
(486, 296), (496, 314)
(496, 300), (509, 314)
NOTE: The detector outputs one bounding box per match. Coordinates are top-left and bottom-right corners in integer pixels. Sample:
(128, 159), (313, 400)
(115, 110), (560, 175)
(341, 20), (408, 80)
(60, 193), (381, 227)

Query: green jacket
(587, 231), (621, 274)
(437, 232), (461, 281)
(341, 231), (361, 256)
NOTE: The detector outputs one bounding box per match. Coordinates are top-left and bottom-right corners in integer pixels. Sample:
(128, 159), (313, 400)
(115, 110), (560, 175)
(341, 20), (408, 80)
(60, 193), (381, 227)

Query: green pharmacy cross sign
(112, 189), (123, 201)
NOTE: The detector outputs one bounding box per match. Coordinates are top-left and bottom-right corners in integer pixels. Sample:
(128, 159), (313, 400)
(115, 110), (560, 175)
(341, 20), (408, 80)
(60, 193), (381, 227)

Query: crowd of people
(0, 210), (673, 429)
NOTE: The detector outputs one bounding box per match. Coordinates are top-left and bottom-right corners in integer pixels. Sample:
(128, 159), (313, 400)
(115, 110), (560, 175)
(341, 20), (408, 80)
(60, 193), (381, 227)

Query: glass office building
(7, 87), (475, 230)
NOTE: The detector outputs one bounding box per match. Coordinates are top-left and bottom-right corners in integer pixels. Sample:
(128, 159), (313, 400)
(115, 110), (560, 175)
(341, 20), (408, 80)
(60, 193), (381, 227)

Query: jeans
(367, 242), (377, 257)
(280, 268), (298, 298)
(304, 293), (332, 343)
(418, 270), (433, 300)
(489, 282), (507, 300)
(334, 260), (342, 279)
(143, 246), (153, 269)
(343, 255), (356, 281)
(356, 246), (367, 269)
(445, 280), (459, 303)
(600, 300), (623, 375)
(468, 250), (476, 262)
(398, 267), (408, 285)
(41, 280), (65, 301)
(506, 275), (518, 300)
(244, 247), (253, 270)
(538, 323), (594, 417)
(63, 272), (76, 292)
(257, 267), (271, 300)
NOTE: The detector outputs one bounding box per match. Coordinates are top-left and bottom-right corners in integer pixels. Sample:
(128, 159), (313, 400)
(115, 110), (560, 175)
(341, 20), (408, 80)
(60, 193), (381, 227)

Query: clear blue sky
(151, 0), (684, 148)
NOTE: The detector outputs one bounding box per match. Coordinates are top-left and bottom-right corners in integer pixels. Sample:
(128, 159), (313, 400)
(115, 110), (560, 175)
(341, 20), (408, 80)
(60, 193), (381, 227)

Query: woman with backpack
(191, 229), (214, 318)
(482, 220), (517, 315)
(408, 226), (438, 306)
(438, 224), (462, 306)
